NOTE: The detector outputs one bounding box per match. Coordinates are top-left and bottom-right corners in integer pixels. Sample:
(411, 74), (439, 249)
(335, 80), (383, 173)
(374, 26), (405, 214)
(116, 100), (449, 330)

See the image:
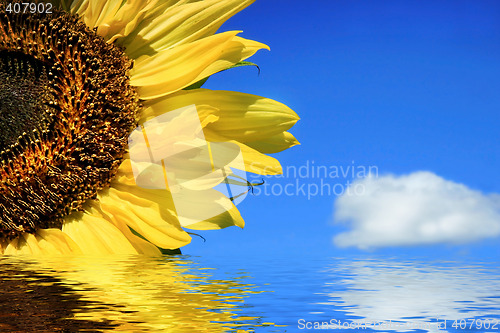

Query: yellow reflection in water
(0, 255), (270, 332)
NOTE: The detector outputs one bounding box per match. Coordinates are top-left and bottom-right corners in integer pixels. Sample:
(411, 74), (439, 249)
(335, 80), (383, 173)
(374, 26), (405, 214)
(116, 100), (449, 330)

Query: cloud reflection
(324, 259), (500, 332)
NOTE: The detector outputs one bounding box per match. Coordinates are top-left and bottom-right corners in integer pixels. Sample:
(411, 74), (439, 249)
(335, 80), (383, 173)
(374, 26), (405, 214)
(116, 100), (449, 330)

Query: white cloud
(333, 171), (500, 249)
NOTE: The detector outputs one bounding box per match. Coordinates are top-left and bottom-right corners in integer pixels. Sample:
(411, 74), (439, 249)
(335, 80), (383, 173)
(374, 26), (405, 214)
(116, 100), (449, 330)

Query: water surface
(1, 255), (499, 332)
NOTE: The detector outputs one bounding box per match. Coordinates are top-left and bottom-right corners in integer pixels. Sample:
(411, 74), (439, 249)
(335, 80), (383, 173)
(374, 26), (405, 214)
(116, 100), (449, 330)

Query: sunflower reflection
(1, 255), (270, 332)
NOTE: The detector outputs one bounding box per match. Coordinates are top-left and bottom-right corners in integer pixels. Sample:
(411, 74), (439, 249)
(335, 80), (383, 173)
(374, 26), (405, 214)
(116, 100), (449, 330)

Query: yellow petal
(235, 142), (283, 175)
(130, 32), (269, 99)
(194, 131), (283, 175)
(183, 90), (299, 142)
(119, 0), (255, 58)
(114, 157), (140, 187)
(131, 31), (238, 93)
(36, 229), (84, 255)
(92, 208), (163, 256)
(20, 234), (44, 255)
(113, 159), (244, 230)
(59, 0), (88, 15)
(73, 0), (123, 30)
(197, 36), (269, 84)
(98, 186), (192, 250)
(1, 229), (83, 255)
(140, 95), (220, 127)
(245, 131), (300, 153)
(3, 237), (31, 255)
(137, 90), (288, 175)
(2, 237), (20, 255)
(142, 89), (299, 142)
(62, 212), (139, 255)
(170, 188), (243, 230)
(187, 202), (245, 230)
(96, 0), (162, 43)
(79, 200), (163, 256)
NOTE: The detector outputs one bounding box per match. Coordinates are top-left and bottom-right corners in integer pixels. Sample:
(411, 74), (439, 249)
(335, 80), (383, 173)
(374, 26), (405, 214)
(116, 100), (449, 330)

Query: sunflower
(0, 0), (299, 255)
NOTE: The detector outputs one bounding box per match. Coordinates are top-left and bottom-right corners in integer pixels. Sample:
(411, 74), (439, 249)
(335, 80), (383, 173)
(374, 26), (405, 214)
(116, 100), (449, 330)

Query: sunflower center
(0, 5), (139, 238)
(0, 51), (55, 151)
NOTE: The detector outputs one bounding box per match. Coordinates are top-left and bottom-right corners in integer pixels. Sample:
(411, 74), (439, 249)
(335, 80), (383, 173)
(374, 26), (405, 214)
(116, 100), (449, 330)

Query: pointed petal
(130, 32), (269, 99)
(187, 90), (299, 142)
(235, 141), (283, 175)
(186, 201), (245, 230)
(171, 188), (244, 230)
(142, 89), (299, 142)
(193, 136), (283, 175)
(120, 0), (255, 57)
(245, 131), (300, 153)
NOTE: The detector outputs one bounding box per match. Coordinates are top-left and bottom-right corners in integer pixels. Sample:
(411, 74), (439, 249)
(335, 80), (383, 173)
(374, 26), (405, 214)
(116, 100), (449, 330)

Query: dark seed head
(0, 2), (139, 238)
(0, 50), (55, 151)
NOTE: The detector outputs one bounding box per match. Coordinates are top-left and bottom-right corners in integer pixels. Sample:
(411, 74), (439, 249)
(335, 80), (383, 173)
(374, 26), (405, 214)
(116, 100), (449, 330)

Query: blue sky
(183, 0), (500, 260)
